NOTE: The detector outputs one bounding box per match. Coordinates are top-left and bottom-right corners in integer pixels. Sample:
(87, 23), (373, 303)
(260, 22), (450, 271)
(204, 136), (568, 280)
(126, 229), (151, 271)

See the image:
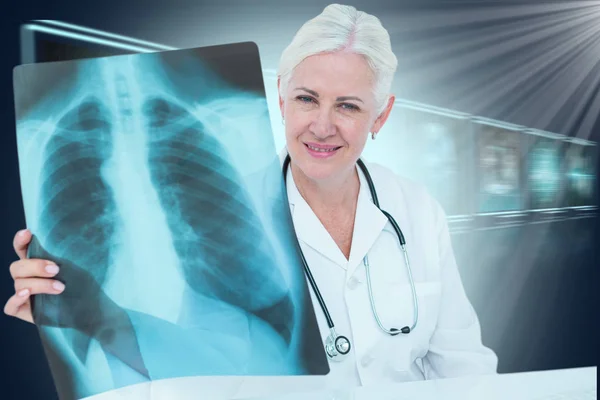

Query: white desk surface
(252, 366), (597, 400)
(84, 366), (596, 400)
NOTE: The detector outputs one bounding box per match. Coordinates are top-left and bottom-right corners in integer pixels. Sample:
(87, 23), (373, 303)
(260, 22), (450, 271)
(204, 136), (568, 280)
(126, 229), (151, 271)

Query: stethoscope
(282, 154), (419, 362)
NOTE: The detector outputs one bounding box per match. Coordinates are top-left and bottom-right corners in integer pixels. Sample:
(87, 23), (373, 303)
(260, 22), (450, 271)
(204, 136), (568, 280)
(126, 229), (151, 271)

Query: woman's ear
(371, 95), (396, 134)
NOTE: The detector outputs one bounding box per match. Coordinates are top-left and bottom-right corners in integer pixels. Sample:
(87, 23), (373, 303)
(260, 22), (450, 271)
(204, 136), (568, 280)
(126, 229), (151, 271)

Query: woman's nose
(310, 109), (336, 139)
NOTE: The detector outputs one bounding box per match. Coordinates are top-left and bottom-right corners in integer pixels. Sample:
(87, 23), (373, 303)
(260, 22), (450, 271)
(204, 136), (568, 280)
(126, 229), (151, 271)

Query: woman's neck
(290, 162), (360, 213)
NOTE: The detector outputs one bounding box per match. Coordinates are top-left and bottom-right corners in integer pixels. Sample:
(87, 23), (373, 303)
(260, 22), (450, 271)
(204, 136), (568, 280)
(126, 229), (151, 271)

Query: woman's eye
(340, 103), (359, 111)
(297, 96), (314, 103)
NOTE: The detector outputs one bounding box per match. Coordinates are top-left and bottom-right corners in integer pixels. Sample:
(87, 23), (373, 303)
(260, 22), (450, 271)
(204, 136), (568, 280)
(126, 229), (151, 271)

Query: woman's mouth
(304, 143), (342, 158)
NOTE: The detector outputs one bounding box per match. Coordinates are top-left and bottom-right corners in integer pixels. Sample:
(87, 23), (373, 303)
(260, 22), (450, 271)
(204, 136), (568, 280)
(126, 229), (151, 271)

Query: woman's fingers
(14, 277), (65, 295)
(3, 290), (34, 323)
(7, 229), (63, 325)
(13, 229), (32, 260)
(10, 259), (59, 280)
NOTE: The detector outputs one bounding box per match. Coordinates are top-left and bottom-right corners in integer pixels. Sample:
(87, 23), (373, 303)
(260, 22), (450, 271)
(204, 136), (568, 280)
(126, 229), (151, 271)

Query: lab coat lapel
(346, 167), (388, 279)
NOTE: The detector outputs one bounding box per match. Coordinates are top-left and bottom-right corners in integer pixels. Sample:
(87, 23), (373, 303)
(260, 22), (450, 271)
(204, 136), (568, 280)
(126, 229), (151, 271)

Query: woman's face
(279, 51), (394, 182)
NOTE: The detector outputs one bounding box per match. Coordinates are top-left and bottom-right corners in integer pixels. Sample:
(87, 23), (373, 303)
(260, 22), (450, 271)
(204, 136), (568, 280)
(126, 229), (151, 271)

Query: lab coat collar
(281, 148), (388, 274)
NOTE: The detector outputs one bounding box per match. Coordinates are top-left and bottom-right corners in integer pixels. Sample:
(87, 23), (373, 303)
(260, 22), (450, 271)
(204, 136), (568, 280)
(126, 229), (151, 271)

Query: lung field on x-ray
(40, 97), (118, 286)
(143, 96), (294, 340)
(15, 51), (303, 392)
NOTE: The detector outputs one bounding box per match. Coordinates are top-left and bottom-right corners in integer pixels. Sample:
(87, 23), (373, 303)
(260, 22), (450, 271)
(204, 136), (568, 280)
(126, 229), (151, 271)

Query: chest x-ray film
(12, 42), (329, 400)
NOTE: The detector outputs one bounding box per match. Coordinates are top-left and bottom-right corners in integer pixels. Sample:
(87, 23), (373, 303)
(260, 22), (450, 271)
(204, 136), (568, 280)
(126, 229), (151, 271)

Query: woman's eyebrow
(294, 87), (319, 97)
(336, 96), (363, 103)
(293, 87), (363, 103)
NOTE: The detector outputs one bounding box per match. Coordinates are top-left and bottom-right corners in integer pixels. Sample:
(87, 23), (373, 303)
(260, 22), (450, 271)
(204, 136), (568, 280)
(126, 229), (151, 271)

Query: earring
(371, 132), (377, 140)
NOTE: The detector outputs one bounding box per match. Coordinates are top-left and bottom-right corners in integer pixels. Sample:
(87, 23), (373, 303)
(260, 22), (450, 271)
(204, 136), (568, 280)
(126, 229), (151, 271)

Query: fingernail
(52, 281), (65, 292)
(45, 264), (59, 274)
(18, 229), (29, 237)
(18, 289), (30, 297)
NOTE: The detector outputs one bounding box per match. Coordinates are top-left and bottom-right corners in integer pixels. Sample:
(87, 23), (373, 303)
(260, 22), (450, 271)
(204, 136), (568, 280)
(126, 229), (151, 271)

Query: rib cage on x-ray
(20, 57), (299, 383)
(39, 98), (117, 287)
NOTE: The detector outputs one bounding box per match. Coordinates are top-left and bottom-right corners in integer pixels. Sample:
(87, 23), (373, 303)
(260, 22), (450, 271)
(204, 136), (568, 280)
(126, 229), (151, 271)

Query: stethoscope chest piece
(325, 328), (351, 361)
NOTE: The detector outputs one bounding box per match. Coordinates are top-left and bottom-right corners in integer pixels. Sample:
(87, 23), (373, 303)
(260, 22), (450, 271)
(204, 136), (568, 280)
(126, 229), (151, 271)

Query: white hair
(277, 3), (398, 115)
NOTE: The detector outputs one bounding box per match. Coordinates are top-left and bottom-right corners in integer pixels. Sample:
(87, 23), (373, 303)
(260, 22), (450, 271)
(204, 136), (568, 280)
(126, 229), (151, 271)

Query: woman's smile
(304, 142), (343, 158)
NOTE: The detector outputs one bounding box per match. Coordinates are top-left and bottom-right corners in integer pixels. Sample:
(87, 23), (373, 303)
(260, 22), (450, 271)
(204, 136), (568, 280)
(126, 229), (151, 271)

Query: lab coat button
(347, 276), (360, 290)
(361, 353), (374, 367)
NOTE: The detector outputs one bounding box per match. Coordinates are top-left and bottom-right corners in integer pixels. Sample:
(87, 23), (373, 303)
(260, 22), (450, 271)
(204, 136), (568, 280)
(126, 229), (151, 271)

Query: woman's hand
(3, 229), (65, 323)
(4, 229), (150, 376)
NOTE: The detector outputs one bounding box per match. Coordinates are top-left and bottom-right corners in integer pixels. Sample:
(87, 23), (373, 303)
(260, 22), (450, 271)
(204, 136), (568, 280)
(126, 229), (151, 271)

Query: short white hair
(277, 3), (398, 115)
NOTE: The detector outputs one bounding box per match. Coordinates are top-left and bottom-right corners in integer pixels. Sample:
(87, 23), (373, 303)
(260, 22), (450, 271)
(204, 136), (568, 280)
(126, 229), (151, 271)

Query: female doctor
(4, 3), (497, 396)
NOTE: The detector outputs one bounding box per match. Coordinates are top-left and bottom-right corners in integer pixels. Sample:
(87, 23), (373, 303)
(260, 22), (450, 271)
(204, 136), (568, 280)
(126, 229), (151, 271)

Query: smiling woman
(268, 2), (498, 393)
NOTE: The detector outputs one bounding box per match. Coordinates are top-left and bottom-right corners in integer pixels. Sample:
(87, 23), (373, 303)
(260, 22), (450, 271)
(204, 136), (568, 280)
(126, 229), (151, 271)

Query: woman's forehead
(290, 53), (375, 95)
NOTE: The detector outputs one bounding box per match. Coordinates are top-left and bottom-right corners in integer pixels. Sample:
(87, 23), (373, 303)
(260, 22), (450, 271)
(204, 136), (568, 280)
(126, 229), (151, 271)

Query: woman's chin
(296, 163), (339, 182)
(290, 153), (348, 181)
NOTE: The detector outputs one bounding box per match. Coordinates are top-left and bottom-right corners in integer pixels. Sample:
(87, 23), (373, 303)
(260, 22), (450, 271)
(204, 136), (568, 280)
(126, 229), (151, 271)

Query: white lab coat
(293, 157), (497, 374)
(222, 150), (498, 398)
(84, 151), (498, 400)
